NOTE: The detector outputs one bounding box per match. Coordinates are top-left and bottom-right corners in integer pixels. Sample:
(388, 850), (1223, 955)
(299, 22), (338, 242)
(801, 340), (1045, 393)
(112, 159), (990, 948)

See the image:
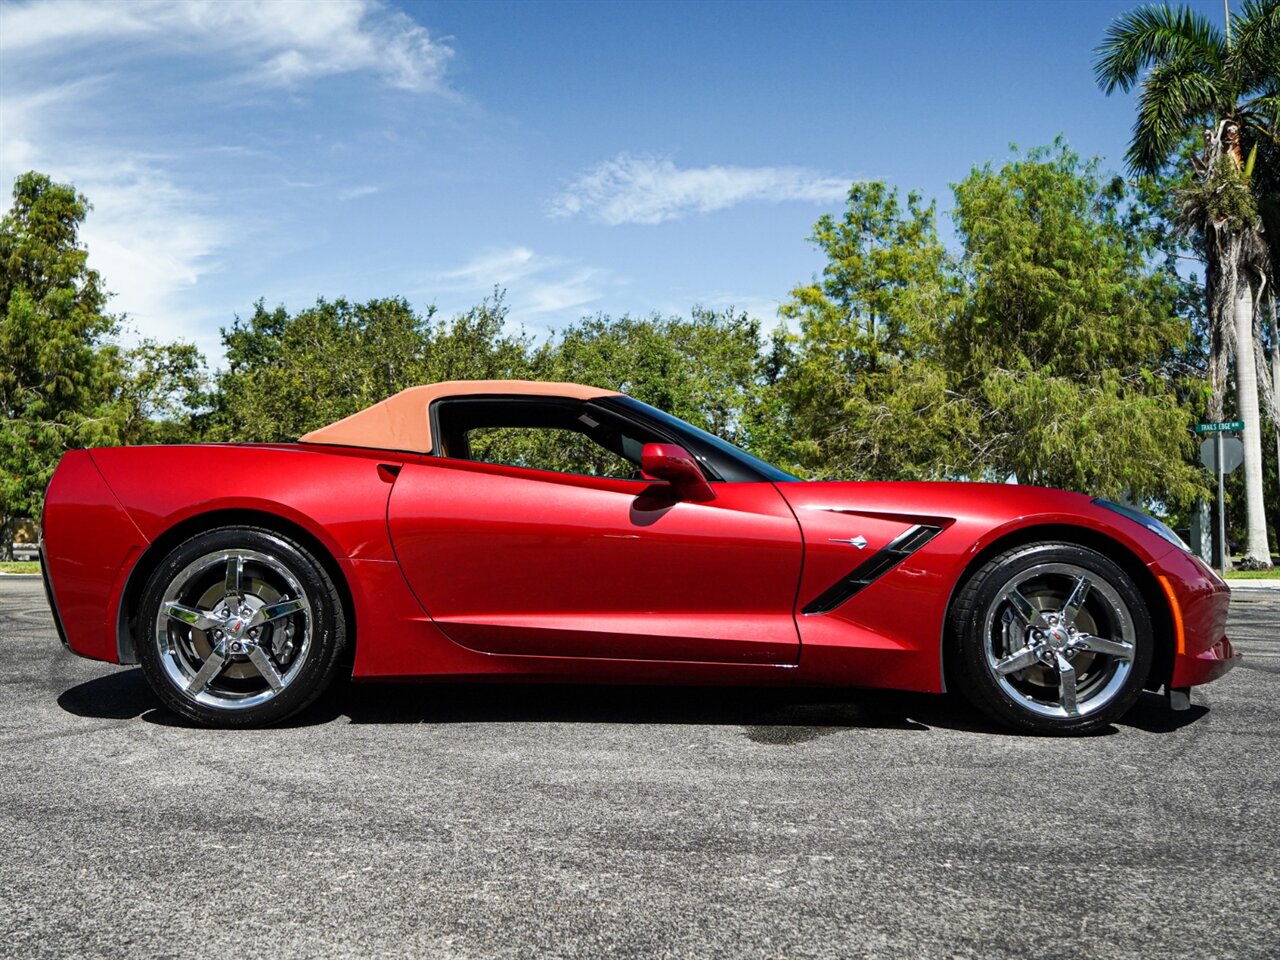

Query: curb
(1227, 579), (1280, 592)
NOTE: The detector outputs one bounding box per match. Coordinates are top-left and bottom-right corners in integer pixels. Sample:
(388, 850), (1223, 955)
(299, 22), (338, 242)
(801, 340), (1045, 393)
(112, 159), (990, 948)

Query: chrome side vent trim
(801, 523), (944, 615)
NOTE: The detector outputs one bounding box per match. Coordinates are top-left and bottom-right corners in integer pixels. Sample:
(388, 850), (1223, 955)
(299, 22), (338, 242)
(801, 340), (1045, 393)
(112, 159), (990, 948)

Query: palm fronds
(1094, 4), (1227, 95)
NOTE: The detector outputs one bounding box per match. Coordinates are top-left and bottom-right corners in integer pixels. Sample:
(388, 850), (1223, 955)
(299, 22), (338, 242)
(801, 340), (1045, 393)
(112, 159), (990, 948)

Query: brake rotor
(189, 576), (282, 680)
(1006, 588), (1099, 690)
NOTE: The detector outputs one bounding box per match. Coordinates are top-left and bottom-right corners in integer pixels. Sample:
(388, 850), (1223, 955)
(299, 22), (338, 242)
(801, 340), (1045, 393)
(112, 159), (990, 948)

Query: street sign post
(1197, 426), (1244, 571)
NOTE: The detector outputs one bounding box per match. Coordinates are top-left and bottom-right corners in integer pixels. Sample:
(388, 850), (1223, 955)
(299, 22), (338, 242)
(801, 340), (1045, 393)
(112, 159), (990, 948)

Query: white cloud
(549, 153), (850, 225)
(0, 80), (96, 175)
(523, 269), (606, 316)
(0, 0), (152, 51)
(78, 164), (226, 341)
(0, 0), (453, 92)
(338, 185), (380, 201)
(695, 293), (785, 325)
(438, 246), (540, 286)
(433, 246), (610, 324)
(0, 0), (453, 349)
(0, 82), (225, 344)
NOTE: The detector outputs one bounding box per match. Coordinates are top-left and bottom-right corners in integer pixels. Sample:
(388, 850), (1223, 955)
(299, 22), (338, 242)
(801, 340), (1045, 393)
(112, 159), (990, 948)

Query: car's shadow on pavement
(56, 669), (1208, 739)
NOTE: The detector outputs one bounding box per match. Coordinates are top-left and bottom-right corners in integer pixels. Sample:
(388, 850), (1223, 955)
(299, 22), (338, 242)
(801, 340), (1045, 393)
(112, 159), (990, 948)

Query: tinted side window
(466, 426), (637, 478)
(433, 397), (661, 479)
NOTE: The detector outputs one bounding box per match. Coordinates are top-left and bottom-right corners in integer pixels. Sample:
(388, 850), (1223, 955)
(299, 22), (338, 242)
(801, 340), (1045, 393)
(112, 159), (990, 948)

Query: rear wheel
(949, 542), (1152, 735)
(137, 527), (346, 727)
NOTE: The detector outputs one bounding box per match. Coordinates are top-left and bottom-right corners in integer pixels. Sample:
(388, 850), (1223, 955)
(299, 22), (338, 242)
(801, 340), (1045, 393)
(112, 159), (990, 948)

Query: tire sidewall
(137, 527), (344, 727)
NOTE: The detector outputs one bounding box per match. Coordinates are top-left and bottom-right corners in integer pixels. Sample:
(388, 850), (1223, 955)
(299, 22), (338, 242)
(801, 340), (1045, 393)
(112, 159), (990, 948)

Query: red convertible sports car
(41, 379), (1236, 734)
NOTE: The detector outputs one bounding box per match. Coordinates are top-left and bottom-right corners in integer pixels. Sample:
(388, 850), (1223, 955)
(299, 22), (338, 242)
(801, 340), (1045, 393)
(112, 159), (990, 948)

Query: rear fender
(42, 451), (150, 663)
(65, 444), (408, 666)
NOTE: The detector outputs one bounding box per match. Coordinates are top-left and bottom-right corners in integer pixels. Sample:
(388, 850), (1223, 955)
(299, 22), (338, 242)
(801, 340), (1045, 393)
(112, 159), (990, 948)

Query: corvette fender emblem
(829, 536), (868, 549)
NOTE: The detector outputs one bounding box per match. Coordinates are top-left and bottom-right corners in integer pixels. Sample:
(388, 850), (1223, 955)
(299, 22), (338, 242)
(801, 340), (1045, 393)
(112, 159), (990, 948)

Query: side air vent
(802, 523), (944, 615)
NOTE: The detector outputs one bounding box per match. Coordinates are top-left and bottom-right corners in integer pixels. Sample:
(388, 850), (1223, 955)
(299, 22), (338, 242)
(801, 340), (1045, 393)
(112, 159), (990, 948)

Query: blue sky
(0, 0), (1227, 363)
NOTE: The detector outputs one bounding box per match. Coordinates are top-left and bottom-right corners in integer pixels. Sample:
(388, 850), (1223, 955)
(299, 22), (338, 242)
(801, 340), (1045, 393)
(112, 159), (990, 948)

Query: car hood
(773, 480), (1177, 568)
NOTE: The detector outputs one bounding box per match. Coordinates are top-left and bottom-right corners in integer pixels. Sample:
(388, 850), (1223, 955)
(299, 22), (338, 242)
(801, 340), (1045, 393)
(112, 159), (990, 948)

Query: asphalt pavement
(1, 577), (1277, 960)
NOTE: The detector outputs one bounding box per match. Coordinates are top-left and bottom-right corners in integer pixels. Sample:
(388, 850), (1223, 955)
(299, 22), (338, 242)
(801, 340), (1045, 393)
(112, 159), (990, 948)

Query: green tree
(0, 172), (120, 553)
(779, 146), (1205, 508)
(420, 292), (534, 385)
(544, 308), (765, 441)
(1095, 0), (1279, 566)
(114, 339), (210, 445)
(214, 293), (532, 441)
(774, 182), (973, 479)
(530, 308), (772, 474)
(214, 297), (432, 441)
(949, 142), (1204, 506)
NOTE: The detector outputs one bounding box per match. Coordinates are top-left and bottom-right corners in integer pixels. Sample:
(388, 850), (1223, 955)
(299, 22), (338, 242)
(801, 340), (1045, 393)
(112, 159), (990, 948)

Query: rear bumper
(38, 539), (71, 651)
(1150, 549), (1238, 688)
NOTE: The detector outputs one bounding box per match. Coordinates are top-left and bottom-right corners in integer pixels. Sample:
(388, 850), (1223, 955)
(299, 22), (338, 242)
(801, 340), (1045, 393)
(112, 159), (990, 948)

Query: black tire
(948, 541), (1153, 735)
(137, 526), (347, 727)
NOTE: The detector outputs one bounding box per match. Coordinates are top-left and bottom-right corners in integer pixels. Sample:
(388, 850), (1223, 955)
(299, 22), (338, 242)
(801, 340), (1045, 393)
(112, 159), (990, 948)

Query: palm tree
(1095, 0), (1279, 569)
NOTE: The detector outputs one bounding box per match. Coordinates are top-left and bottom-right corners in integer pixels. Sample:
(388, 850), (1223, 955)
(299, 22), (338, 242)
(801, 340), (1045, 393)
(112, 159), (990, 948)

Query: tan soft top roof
(298, 380), (618, 454)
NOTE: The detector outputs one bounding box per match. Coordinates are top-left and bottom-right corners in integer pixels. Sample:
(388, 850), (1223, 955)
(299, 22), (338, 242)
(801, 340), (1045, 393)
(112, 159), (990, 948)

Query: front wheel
(949, 542), (1153, 735)
(137, 527), (347, 727)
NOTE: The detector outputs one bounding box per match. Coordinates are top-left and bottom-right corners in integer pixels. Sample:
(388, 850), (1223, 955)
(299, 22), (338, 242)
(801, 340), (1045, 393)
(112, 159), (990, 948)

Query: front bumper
(1174, 635), (1237, 687)
(1151, 548), (1238, 688)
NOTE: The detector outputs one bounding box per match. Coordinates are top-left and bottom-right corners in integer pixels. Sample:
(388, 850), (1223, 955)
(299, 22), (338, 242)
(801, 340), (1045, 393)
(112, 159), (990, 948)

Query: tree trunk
(1235, 279), (1273, 568)
(1272, 295), (1280, 535)
(1272, 294), (1279, 403)
(1269, 316), (1280, 545)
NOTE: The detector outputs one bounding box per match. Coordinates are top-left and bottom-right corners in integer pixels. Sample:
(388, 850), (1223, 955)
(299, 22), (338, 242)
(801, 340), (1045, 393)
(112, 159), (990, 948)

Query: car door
(386, 399), (802, 665)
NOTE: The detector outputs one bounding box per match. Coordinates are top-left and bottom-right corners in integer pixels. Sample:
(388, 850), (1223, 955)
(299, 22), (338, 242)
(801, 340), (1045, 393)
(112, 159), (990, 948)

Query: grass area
(1224, 567), (1280, 579)
(0, 561), (39, 575)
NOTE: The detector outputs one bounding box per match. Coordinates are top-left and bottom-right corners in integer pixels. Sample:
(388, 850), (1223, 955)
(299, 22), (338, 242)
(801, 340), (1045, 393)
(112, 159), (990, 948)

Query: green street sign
(1195, 420), (1244, 433)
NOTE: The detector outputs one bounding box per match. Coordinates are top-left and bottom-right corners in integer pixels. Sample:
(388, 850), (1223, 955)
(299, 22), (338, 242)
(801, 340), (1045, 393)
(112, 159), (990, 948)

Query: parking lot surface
(1, 577), (1277, 959)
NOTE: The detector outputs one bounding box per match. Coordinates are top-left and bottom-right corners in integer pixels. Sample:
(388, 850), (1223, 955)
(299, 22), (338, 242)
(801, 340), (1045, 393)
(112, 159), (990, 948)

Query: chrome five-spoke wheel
(156, 549), (312, 710)
(984, 562), (1136, 719)
(138, 527), (346, 727)
(951, 542), (1152, 734)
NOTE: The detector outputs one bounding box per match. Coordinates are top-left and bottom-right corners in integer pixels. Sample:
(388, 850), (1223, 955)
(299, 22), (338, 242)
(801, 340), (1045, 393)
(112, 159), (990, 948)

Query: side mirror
(640, 443), (713, 499)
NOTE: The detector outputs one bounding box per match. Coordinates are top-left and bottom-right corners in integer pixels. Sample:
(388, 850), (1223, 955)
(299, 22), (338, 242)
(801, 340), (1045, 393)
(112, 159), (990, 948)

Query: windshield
(612, 396), (800, 483)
